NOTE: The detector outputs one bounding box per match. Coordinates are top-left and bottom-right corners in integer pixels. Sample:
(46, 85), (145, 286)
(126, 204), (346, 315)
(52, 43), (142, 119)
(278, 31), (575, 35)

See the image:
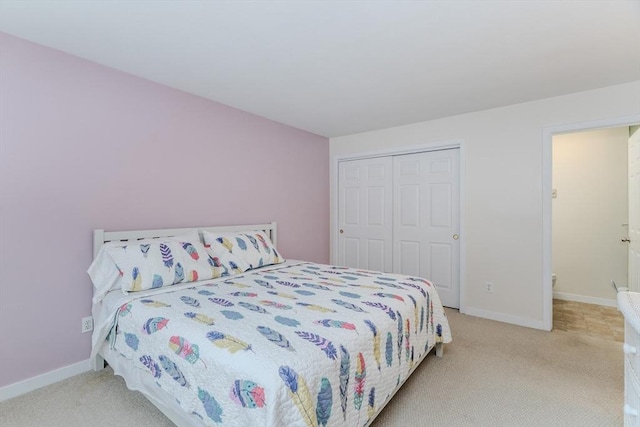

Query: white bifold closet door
(393, 149), (460, 308)
(338, 149), (460, 308)
(337, 157), (393, 273)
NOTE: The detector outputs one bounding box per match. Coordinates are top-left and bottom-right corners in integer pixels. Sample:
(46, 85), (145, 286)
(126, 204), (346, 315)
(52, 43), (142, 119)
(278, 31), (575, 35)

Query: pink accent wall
(0, 33), (329, 387)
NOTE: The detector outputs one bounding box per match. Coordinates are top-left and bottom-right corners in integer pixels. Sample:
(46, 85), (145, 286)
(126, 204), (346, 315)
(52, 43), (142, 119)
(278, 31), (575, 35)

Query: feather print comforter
(102, 261), (451, 426)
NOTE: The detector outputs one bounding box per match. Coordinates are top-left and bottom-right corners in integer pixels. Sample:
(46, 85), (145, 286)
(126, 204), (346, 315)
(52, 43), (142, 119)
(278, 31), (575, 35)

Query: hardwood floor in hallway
(553, 299), (624, 343)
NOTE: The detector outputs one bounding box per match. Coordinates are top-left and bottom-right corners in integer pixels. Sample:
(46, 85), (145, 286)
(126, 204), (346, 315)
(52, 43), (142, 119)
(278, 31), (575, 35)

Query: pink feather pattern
(353, 352), (366, 411)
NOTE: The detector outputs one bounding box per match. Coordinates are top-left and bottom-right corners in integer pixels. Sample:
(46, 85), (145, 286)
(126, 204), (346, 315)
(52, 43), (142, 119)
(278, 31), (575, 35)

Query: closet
(337, 148), (460, 308)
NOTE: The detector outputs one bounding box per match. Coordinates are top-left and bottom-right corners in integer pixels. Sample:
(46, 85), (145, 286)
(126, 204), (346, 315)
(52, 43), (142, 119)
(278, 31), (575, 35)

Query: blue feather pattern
(276, 280), (300, 288)
(385, 332), (393, 367)
(180, 296), (200, 307)
(278, 365), (315, 426)
(279, 366), (299, 392)
(408, 294), (417, 307)
(420, 306), (425, 332)
(198, 289), (215, 296)
(220, 310), (244, 320)
(182, 242), (199, 260)
(339, 291), (361, 299)
(173, 262), (184, 284)
(238, 302), (269, 314)
(198, 388), (223, 423)
(429, 294), (434, 333)
(364, 319), (377, 334)
(405, 319), (411, 362)
(316, 378), (333, 427)
(295, 331), (337, 360)
(206, 331), (253, 353)
(140, 244), (150, 257)
(254, 279), (274, 289)
(339, 345), (350, 421)
(257, 326), (295, 351)
(139, 355), (161, 378)
(373, 280), (402, 288)
(142, 317), (169, 334)
(160, 243), (174, 268)
(125, 333), (139, 350)
(368, 387), (376, 419)
(184, 312), (215, 326)
(331, 299), (366, 312)
(362, 301), (396, 320)
(246, 234), (259, 250)
(398, 281), (427, 297)
(274, 316), (300, 327)
(229, 292), (258, 297)
(267, 291), (298, 300)
(159, 355), (189, 387)
(303, 283), (330, 291)
(364, 319), (381, 371)
(397, 312), (403, 364)
(151, 274), (163, 288)
(208, 297), (234, 307)
(236, 237), (247, 250)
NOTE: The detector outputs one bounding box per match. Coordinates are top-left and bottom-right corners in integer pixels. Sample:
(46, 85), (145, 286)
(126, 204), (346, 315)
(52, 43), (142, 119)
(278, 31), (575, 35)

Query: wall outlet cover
(81, 317), (93, 333)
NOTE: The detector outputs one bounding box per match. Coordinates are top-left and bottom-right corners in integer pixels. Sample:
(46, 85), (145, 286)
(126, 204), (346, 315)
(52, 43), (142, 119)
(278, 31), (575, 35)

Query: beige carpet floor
(0, 309), (624, 426)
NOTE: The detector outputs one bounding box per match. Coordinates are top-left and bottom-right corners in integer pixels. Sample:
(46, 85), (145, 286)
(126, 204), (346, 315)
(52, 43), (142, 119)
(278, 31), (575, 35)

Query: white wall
(552, 127), (629, 306)
(330, 81), (640, 329)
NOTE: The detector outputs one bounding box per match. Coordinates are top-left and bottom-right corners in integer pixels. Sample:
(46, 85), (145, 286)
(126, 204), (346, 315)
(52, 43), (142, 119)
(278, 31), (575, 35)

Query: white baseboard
(553, 291), (617, 308)
(461, 306), (547, 331)
(0, 359), (91, 402)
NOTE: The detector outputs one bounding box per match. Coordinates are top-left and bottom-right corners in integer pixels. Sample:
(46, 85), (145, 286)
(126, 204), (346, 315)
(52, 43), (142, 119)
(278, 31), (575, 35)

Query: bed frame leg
(435, 342), (444, 358)
(92, 355), (106, 371)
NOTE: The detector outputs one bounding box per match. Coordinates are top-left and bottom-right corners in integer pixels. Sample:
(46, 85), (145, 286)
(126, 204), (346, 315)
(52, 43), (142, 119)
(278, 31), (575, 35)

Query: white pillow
(88, 231), (214, 300)
(202, 230), (284, 271)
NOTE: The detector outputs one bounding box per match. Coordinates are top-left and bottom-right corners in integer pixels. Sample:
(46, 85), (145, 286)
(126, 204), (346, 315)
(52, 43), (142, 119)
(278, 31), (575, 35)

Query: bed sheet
(94, 261), (451, 426)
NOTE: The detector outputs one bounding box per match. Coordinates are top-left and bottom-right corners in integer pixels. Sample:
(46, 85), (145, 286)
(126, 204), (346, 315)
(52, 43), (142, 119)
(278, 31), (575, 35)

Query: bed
(89, 222), (451, 426)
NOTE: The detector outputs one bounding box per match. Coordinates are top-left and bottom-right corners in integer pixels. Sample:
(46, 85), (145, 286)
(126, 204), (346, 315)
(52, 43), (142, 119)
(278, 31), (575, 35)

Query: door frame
(542, 114), (640, 331)
(331, 139), (466, 312)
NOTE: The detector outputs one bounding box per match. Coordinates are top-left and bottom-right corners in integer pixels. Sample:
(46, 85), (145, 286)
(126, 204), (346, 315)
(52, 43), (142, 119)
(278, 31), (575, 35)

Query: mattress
(92, 260), (451, 426)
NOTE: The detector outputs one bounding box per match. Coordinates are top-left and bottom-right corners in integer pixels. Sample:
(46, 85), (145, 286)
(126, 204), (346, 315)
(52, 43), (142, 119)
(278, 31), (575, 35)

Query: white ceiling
(1, 1), (639, 138)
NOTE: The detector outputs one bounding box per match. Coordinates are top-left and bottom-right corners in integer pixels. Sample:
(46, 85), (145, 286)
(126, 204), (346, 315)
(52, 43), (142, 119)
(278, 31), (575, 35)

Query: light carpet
(0, 309), (623, 426)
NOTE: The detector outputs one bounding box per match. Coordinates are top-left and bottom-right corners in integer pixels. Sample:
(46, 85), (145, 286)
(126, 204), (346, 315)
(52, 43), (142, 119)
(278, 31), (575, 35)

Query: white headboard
(93, 222), (278, 258)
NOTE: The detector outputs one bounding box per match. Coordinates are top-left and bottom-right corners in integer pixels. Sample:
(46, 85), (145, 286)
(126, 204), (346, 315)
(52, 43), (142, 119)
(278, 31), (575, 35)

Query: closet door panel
(394, 149), (460, 308)
(429, 242), (453, 294)
(338, 157), (393, 272)
(399, 241), (420, 277)
(430, 183), (452, 227)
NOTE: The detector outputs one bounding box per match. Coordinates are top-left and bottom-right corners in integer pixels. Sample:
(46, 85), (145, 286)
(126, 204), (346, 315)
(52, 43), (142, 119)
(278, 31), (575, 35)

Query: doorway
(542, 115), (640, 331)
(552, 127), (629, 306)
(551, 127), (630, 340)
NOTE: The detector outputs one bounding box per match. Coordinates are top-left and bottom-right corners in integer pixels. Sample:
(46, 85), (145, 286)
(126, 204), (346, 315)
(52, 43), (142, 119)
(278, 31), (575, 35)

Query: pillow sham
(88, 231), (223, 298)
(202, 230), (284, 270)
(90, 234), (193, 302)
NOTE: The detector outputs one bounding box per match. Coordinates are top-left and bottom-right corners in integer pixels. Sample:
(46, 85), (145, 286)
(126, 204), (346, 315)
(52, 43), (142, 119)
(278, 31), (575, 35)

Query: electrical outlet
(485, 282), (494, 293)
(81, 316), (93, 333)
